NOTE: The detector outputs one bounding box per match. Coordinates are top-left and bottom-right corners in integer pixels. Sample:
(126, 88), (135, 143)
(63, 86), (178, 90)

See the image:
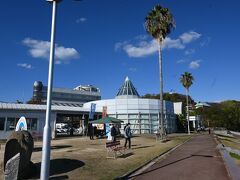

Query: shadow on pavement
(33, 145), (72, 152)
(49, 175), (69, 179)
(33, 158), (85, 178)
(119, 152), (134, 158)
(127, 154), (213, 179)
(132, 145), (154, 150)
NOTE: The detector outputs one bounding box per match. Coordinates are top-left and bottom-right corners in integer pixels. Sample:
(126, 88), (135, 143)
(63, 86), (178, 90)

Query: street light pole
(40, 1), (60, 179)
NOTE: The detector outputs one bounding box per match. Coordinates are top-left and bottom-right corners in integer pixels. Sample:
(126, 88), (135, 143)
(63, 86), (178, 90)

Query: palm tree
(145, 5), (175, 140)
(180, 72), (194, 135)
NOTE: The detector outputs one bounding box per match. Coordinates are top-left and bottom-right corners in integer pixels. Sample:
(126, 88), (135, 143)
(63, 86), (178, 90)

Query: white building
(0, 103), (98, 139)
(84, 77), (177, 134)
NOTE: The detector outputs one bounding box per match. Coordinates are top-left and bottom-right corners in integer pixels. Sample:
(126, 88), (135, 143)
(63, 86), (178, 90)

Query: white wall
(84, 98), (177, 134)
(0, 110), (56, 140)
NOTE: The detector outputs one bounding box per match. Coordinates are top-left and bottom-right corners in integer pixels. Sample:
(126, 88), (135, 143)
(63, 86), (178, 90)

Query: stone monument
(4, 117), (35, 179)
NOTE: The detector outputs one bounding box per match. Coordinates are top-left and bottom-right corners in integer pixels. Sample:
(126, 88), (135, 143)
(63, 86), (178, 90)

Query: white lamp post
(40, 0), (61, 179)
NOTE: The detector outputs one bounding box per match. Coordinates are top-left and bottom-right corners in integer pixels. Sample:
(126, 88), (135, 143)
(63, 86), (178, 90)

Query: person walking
(124, 123), (132, 149)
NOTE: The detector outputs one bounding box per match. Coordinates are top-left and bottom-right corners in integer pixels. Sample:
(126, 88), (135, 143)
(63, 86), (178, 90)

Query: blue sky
(0, 0), (239, 103)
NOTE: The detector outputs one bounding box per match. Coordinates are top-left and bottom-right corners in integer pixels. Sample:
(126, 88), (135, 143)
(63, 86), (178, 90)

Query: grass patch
(27, 134), (191, 179)
(218, 135), (240, 151)
(229, 152), (240, 160)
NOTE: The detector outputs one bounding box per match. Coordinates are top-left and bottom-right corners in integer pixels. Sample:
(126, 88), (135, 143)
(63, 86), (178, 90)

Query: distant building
(33, 81), (101, 107)
(173, 102), (183, 114)
(84, 77), (177, 134)
(0, 77), (178, 140)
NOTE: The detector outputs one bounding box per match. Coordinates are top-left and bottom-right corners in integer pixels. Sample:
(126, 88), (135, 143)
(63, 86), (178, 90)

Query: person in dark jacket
(124, 123), (132, 149)
(111, 124), (117, 142)
(88, 123), (94, 140)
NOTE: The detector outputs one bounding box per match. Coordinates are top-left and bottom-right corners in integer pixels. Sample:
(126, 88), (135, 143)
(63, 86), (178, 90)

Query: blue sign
(89, 103), (96, 120)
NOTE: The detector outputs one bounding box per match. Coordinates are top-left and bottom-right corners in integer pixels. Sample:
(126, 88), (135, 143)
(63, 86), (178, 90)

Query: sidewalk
(132, 134), (230, 180)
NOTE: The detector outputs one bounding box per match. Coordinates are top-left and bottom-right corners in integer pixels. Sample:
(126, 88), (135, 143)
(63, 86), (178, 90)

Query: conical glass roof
(116, 76), (140, 99)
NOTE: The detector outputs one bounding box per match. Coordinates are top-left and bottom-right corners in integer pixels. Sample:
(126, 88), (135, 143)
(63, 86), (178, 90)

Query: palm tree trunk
(186, 88), (190, 135)
(158, 38), (164, 140)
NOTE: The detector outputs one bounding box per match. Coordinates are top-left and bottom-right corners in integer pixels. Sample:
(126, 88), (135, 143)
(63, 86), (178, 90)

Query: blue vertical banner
(89, 103), (96, 120)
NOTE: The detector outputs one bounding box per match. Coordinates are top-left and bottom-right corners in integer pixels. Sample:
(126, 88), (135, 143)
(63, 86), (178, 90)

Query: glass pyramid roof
(116, 77), (140, 98)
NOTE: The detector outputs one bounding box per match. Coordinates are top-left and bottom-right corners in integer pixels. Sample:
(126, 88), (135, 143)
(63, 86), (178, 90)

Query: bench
(106, 140), (125, 159)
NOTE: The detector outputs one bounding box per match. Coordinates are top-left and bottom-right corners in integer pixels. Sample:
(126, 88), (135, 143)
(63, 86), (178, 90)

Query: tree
(180, 72), (194, 135)
(145, 4), (175, 140)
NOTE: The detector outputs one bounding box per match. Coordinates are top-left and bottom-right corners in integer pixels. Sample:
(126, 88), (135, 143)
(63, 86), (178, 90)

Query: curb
(213, 135), (232, 179)
(116, 136), (193, 180)
(214, 134), (240, 180)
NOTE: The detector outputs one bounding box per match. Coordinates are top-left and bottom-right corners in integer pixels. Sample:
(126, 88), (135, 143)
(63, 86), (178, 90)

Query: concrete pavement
(132, 134), (230, 180)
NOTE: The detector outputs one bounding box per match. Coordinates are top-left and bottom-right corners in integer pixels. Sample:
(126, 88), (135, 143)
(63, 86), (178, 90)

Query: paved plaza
(133, 134), (230, 180)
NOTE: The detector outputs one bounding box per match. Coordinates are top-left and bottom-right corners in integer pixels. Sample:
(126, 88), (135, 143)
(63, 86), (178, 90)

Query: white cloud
(76, 17), (87, 23)
(189, 60), (201, 69)
(114, 41), (129, 51)
(185, 49), (195, 55)
(180, 31), (201, 44)
(163, 37), (185, 49)
(123, 40), (158, 58)
(115, 31), (201, 58)
(17, 63), (33, 69)
(177, 59), (187, 64)
(22, 38), (79, 64)
(117, 37), (184, 58)
(200, 37), (211, 47)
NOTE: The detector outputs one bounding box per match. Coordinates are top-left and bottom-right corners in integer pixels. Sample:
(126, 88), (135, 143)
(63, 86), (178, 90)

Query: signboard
(89, 103), (96, 120)
(15, 116), (27, 131)
(94, 106), (107, 130)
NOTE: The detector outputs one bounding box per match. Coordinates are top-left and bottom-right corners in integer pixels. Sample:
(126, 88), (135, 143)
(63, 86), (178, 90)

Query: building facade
(0, 103), (101, 139)
(33, 81), (101, 106)
(84, 77), (177, 134)
(0, 77), (178, 139)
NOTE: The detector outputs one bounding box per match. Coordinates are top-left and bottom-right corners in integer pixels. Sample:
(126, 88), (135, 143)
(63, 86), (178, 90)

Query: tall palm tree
(180, 72), (194, 135)
(145, 5), (175, 140)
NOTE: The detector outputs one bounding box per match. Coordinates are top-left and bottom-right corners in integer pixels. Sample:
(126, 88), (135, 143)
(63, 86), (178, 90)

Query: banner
(102, 106), (107, 118)
(89, 103), (96, 120)
(102, 106), (108, 133)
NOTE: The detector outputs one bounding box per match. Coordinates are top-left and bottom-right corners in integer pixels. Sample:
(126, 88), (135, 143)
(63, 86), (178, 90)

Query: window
(0, 117), (5, 130)
(6, 117), (38, 131)
(6, 118), (17, 131)
(26, 118), (38, 131)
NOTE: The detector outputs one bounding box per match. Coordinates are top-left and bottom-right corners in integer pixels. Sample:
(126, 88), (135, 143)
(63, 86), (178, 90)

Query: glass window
(6, 117), (17, 131)
(141, 120), (150, 124)
(31, 118), (38, 130)
(140, 114), (149, 118)
(117, 114), (128, 119)
(0, 117), (5, 131)
(129, 119), (139, 124)
(26, 118), (31, 130)
(128, 114), (138, 118)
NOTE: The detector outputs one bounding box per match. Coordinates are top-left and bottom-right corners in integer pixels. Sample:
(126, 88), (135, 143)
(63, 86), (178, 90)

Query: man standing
(111, 124), (117, 142)
(88, 123), (94, 140)
(124, 123), (132, 149)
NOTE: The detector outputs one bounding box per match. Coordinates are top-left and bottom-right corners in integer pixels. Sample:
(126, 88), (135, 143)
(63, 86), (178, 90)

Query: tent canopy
(89, 117), (123, 124)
